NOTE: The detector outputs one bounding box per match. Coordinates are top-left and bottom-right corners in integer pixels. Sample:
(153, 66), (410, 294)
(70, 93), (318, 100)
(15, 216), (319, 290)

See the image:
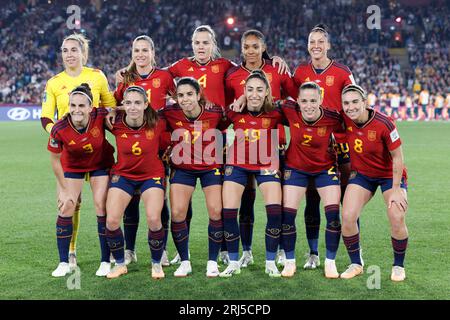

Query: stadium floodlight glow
(395, 17), (402, 23)
(226, 17), (235, 26)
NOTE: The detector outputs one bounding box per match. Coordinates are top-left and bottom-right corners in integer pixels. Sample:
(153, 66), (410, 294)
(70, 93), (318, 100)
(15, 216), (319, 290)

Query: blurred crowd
(0, 0), (448, 120)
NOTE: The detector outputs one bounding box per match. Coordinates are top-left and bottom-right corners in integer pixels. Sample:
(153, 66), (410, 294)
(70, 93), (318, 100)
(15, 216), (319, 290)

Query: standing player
(225, 29), (298, 268)
(220, 70), (284, 278)
(114, 35), (175, 267)
(339, 84), (408, 282)
(41, 33), (116, 270)
(280, 82), (343, 278)
(160, 77), (227, 277)
(48, 84), (114, 277)
(105, 86), (168, 280)
(292, 24), (355, 269)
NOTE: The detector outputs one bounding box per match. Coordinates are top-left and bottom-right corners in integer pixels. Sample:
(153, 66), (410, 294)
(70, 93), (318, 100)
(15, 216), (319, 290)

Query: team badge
(262, 118), (271, 128)
(225, 166), (233, 176)
(90, 126), (100, 138)
(326, 76), (334, 86)
(152, 78), (161, 88)
(111, 175), (120, 183)
(42, 92), (47, 103)
(266, 73), (272, 83)
(50, 138), (59, 148)
(145, 129), (154, 140)
(349, 171), (357, 180)
(211, 65), (220, 73)
(368, 130), (377, 141)
(202, 120), (210, 130)
(284, 170), (292, 181)
(317, 126), (327, 137)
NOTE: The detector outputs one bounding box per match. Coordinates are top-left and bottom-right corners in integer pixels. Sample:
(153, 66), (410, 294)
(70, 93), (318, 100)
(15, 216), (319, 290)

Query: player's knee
(106, 215), (121, 230)
(208, 205), (222, 221)
(147, 215), (162, 230)
(171, 205), (187, 221)
(93, 200), (106, 215)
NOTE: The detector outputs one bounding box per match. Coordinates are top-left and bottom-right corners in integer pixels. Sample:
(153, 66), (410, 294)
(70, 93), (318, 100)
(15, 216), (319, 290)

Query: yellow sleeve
(41, 80), (57, 133)
(98, 71), (116, 108)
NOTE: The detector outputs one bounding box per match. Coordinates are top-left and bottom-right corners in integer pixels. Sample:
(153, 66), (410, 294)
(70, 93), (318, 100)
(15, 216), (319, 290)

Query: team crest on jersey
(317, 126), (327, 137)
(202, 120), (210, 130)
(262, 118), (271, 129)
(368, 130), (377, 141)
(225, 166), (233, 176)
(211, 65), (220, 73)
(152, 78), (161, 88)
(284, 170), (292, 180)
(111, 175), (120, 183)
(50, 138), (58, 148)
(326, 76), (335, 86)
(145, 129), (155, 140)
(90, 126), (100, 138)
(42, 92), (47, 103)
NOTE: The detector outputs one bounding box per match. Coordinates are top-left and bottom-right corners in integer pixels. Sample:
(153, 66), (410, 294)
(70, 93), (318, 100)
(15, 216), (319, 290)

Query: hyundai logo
(7, 108), (31, 121)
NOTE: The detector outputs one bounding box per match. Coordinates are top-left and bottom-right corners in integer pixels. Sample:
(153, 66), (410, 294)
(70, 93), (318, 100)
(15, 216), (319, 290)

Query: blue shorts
(283, 166), (340, 188)
(348, 171), (408, 193)
(170, 168), (223, 188)
(64, 169), (109, 179)
(109, 174), (165, 196)
(223, 165), (281, 187)
(336, 142), (351, 165)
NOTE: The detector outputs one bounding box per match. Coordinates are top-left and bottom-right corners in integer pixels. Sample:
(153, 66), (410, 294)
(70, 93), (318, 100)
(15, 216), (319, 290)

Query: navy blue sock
(56, 216), (73, 263)
(281, 207), (297, 260)
(208, 218), (223, 261)
(97, 216), (110, 262)
(171, 220), (189, 261)
(186, 200), (193, 232)
(324, 204), (341, 260)
(123, 194), (140, 251)
(106, 227), (125, 264)
(304, 188), (320, 255)
(223, 208), (240, 261)
(148, 228), (165, 263)
(342, 233), (362, 265)
(392, 237), (408, 267)
(161, 199), (170, 250)
(265, 204), (282, 261)
(239, 187), (255, 251)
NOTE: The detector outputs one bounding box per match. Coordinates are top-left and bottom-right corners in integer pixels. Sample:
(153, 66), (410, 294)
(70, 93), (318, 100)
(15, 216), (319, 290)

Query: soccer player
(292, 24), (355, 269)
(41, 33), (116, 270)
(220, 70), (284, 278)
(225, 29), (297, 268)
(160, 77), (227, 277)
(105, 86), (168, 280)
(113, 35), (175, 267)
(339, 84), (409, 282)
(280, 82), (343, 278)
(48, 84), (114, 277)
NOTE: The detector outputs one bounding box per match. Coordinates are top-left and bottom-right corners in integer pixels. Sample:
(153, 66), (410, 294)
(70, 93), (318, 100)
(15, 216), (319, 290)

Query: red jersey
(282, 100), (344, 173)
(225, 107), (283, 171)
(168, 57), (235, 107)
(159, 104), (226, 171)
(225, 59), (298, 106)
(110, 112), (166, 180)
(343, 110), (404, 179)
(114, 68), (175, 110)
(48, 108), (114, 172)
(293, 60), (354, 112)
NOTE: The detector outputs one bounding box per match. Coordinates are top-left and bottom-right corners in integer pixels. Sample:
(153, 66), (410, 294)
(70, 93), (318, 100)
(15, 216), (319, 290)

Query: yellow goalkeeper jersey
(41, 66), (116, 133)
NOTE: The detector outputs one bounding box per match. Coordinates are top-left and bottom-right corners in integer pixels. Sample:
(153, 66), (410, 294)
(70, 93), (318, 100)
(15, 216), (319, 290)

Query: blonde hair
(62, 33), (90, 65)
(124, 35), (157, 85)
(192, 25), (221, 59)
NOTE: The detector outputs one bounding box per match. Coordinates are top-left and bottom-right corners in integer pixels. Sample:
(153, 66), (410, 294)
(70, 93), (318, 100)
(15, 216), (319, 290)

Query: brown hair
(245, 70), (274, 112)
(62, 33), (90, 65)
(241, 29), (271, 60)
(173, 77), (208, 107)
(123, 86), (158, 129)
(123, 35), (157, 85)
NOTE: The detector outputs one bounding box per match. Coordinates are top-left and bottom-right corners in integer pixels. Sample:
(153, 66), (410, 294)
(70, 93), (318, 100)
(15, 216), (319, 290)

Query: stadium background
(0, 0), (448, 300)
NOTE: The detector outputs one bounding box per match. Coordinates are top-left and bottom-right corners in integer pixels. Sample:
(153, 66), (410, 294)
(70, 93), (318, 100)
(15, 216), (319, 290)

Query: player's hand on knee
(388, 188), (408, 212)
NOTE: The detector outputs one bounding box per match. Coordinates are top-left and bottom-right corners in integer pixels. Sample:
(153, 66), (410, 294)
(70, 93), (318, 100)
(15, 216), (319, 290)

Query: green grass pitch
(0, 121), (449, 300)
